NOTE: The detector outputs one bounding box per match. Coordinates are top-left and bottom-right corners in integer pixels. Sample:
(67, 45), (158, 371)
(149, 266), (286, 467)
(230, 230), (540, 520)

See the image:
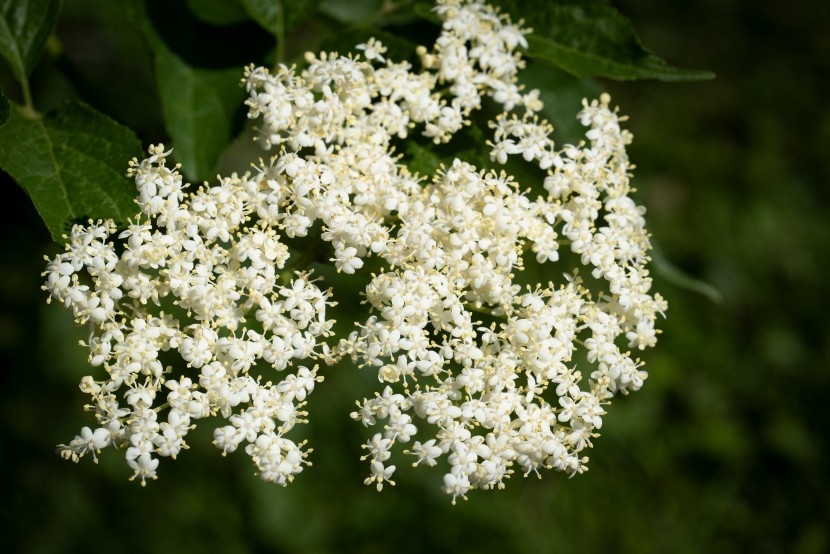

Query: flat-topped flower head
(45, 0), (665, 500)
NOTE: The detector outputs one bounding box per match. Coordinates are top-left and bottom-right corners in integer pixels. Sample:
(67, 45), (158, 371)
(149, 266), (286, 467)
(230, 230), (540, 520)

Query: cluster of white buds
(44, 0), (666, 499)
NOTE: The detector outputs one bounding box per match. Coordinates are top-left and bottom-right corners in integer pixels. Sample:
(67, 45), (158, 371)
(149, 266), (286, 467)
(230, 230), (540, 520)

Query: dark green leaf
(416, 0), (713, 82)
(154, 47), (245, 183)
(0, 0), (61, 81)
(0, 87), (9, 125)
(139, 0), (271, 68)
(519, 61), (601, 144)
(404, 141), (442, 178)
(318, 0), (383, 24)
(0, 102), (142, 242)
(125, 0), (247, 182)
(445, 116), (491, 167)
(123, 0), (159, 45)
(549, 0), (611, 5)
(240, 0), (317, 35)
(186, 0), (249, 26)
(402, 120), (494, 181)
(412, 2), (438, 24)
(518, 4), (715, 81)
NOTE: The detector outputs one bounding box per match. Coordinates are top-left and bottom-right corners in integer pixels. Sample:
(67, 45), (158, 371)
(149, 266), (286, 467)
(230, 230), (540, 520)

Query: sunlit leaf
(0, 102), (141, 242)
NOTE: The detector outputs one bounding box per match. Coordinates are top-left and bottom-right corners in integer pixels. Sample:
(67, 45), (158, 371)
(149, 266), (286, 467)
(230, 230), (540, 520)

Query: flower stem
(20, 74), (38, 119)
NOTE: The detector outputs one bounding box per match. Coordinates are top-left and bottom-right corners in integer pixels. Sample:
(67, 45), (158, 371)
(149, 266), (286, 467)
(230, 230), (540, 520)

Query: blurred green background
(2, 0), (829, 552)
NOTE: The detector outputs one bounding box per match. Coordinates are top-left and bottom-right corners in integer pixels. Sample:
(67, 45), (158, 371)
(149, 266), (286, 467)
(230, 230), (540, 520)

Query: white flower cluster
(46, 149), (331, 485)
(44, 0), (666, 499)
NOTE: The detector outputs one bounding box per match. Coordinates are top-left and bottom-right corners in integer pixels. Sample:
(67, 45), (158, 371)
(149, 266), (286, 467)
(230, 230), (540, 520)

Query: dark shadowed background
(1, 0), (828, 552)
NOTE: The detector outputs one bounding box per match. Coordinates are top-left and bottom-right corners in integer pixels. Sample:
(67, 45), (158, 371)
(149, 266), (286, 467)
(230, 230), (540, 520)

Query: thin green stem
(19, 73), (38, 118)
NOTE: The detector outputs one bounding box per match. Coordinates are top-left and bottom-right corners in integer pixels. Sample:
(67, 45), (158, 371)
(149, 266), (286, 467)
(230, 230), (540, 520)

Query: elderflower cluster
(46, 148), (331, 485)
(44, 0), (666, 500)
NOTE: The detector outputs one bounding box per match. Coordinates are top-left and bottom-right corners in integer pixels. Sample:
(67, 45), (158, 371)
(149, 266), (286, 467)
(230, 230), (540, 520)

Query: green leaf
(0, 102), (142, 242)
(416, 0), (713, 82)
(154, 47), (245, 183)
(518, 61), (601, 144)
(318, 0), (383, 24)
(404, 141), (442, 178)
(0, 0), (61, 81)
(239, 0), (317, 35)
(186, 0), (249, 26)
(125, 0), (246, 183)
(412, 2), (438, 24)
(0, 87), (9, 125)
(518, 4), (715, 81)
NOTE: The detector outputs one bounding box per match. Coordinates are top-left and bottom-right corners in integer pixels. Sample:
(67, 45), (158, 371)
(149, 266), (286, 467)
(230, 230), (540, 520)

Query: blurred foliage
(1, 0), (828, 552)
